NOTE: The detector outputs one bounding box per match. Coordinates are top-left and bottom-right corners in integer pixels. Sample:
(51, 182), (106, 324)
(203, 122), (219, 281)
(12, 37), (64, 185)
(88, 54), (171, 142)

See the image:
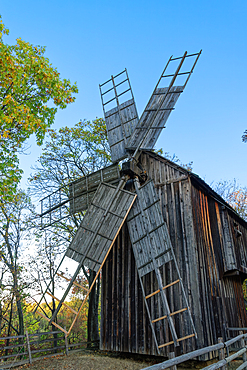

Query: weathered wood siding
(100, 151), (247, 357)
(191, 179), (247, 337)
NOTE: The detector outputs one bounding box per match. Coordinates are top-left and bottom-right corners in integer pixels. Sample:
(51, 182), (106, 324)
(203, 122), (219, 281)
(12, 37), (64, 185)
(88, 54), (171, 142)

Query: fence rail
(141, 329), (247, 370)
(0, 330), (99, 369)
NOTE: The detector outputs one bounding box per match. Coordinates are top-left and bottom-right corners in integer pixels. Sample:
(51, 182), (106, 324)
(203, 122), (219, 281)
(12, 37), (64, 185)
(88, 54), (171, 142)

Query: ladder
(127, 179), (197, 353)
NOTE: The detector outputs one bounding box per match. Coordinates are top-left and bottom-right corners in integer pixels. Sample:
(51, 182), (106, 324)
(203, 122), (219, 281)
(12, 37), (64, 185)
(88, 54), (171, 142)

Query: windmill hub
(121, 158), (147, 183)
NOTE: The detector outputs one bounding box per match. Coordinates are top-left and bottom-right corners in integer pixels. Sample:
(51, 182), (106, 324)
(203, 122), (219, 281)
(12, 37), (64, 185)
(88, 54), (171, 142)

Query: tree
(213, 179), (247, 221)
(0, 15), (78, 200)
(0, 189), (34, 337)
(29, 118), (111, 343)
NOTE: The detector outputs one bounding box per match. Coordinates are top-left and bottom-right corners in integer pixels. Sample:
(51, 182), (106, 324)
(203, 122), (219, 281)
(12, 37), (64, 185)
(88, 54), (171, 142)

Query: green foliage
(0, 15), (78, 200)
(29, 118), (111, 194)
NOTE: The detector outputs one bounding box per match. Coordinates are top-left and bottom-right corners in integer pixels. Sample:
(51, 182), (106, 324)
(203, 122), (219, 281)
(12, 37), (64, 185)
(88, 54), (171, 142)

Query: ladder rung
(36, 311), (68, 335)
(117, 87), (131, 98)
(177, 333), (195, 342)
(152, 307), (188, 323)
(99, 69), (126, 88)
(153, 91), (183, 95)
(170, 52), (200, 61)
(113, 69), (126, 79)
(105, 101), (135, 118)
(56, 273), (89, 292)
(101, 85), (114, 96)
(115, 78), (128, 88)
(158, 333), (195, 348)
(145, 108), (175, 112)
(103, 96), (116, 106)
(145, 279), (180, 299)
(163, 71), (191, 78)
(46, 292), (78, 315)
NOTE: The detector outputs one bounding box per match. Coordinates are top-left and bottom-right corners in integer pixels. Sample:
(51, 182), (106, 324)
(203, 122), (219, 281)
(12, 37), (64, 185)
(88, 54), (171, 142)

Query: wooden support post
(218, 337), (226, 370)
(240, 331), (247, 367)
(64, 327), (69, 355)
(25, 330), (32, 364)
(168, 352), (177, 370)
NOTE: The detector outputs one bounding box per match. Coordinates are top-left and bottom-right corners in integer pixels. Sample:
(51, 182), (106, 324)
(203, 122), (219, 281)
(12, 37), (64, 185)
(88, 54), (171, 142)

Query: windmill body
(34, 50), (239, 355)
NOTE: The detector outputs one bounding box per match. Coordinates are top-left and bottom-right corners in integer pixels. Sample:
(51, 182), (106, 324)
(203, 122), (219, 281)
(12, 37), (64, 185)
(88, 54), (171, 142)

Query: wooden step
(46, 292), (78, 315)
(152, 307), (188, 323)
(145, 279), (180, 299)
(158, 333), (195, 349)
(56, 272), (89, 292)
(36, 311), (68, 335)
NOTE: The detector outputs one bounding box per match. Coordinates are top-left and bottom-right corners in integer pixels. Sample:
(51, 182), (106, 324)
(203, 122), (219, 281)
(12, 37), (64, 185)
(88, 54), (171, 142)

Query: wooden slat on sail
(66, 182), (136, 272)
(126, 86), (182, 151)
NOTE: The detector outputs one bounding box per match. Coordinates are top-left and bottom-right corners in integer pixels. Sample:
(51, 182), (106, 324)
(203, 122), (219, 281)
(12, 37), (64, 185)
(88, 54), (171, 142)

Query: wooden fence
(0, 330), (99, 369)
(141, 329), (247, 370)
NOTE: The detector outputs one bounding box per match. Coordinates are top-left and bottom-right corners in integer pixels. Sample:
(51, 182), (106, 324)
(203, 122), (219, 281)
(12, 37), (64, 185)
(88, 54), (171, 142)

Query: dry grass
(11, 350), (244, 370)
(14, 350), (157, 370)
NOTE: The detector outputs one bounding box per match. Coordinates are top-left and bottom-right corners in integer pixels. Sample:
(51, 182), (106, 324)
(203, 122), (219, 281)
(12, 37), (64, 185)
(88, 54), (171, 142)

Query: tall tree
(0, 189), (34, 337)
(29, 118), (111, 343)
(0, 15), (78, 200)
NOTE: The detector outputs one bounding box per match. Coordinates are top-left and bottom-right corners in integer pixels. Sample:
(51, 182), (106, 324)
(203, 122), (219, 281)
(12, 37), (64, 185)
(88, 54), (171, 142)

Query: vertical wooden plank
(111, 241), (116, 350)
(218, 337), (226, 370)
(168, 352), (177, 370)
(64, 328), (69, 355)
(128, 233), (132, 353)
(26, 330), (32, 364)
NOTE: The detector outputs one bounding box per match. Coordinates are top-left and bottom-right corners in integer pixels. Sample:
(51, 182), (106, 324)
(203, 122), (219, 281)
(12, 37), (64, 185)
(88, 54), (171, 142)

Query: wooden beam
(46, 292), (78, 315)
(36, 311), (68, 335)
(152, 307), (188, 323)
(56, 272), (89, 292)
(145, 279), (180, 299)
(158, 333), (195, 349)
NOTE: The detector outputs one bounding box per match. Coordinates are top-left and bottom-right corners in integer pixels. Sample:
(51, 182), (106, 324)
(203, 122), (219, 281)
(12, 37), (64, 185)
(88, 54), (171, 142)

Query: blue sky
(1, 0), (247, 189)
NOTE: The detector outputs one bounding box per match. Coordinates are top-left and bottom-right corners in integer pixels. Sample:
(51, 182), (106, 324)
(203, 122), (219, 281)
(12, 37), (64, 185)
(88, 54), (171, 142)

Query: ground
(11, 349), (243, 370)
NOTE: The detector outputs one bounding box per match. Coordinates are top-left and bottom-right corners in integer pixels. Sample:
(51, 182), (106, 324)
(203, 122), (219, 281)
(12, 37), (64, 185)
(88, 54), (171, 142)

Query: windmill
(34, 50), (202, 354)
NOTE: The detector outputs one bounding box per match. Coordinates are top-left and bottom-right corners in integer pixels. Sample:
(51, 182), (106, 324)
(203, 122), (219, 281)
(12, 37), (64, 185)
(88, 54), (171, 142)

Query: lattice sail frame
(99, 69), (139, 162)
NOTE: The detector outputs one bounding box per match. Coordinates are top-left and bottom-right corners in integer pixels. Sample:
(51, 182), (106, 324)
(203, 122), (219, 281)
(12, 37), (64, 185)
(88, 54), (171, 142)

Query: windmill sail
(126, 86), (182, 151)
(40, 163), (120, 228)
(66, 181), (136, 271)
(127, 179), (197, 351)
(34, 178), (136, 337)
(69, 163), (120, 215)
(126, 50), (202, 154)
(99, 69), (139, 162)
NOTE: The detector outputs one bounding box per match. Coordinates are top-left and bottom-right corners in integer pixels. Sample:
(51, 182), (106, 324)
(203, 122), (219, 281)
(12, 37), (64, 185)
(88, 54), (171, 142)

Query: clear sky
(1, 0), (247, 190)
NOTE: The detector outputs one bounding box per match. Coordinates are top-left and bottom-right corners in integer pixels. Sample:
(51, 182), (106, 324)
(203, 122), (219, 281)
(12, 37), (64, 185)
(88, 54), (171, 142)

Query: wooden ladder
(132, 179), (197, 353)
(35, 271), (89, 336)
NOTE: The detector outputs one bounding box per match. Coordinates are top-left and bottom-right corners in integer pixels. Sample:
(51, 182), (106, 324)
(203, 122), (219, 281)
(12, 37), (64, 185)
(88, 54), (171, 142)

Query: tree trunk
(13, 272), (24, 337)
(87, 270), (100, 348)
(4, 296), (13, 360)
(51, 281), (58, 352)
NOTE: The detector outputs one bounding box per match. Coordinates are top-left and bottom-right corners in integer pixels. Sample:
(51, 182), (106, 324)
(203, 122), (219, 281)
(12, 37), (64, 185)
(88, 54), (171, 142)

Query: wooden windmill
(34, 50), (202, 354)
